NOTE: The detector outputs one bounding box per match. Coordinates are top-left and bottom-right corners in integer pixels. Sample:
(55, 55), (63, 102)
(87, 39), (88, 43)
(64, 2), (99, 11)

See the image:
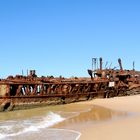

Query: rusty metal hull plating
(0, 58), (140, 111)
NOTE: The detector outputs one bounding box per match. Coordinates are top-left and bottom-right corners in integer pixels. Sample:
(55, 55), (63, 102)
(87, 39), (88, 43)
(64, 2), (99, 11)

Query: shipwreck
(0, 58), (140, 111)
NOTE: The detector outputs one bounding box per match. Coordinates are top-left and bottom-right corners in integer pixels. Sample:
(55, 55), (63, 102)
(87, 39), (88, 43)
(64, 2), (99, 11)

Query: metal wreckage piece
(0, 58), (140, 111)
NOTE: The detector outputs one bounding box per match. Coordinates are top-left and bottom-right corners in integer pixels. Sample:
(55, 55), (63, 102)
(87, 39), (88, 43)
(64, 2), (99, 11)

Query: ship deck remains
(0, 58), (140, 111)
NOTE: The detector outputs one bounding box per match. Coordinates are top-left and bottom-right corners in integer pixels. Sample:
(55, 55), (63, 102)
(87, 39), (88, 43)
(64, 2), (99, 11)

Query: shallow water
(0, 104), (127, 140)
(52, 105), (128, 130)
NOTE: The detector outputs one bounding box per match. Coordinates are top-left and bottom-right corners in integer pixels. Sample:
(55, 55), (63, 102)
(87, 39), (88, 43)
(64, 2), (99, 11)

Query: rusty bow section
(0, 58), (140, 111)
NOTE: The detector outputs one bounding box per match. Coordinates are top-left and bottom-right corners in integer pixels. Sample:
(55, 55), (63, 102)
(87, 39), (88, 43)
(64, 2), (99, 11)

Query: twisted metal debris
(0, 58), (140, 111)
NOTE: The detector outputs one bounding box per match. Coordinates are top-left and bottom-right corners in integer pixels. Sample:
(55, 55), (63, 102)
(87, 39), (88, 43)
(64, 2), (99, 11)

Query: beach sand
(78, 95), (140, 140)
(0, 95), (140, 140)
(53, 95), (140, 140)
(2, 95), (138, 140)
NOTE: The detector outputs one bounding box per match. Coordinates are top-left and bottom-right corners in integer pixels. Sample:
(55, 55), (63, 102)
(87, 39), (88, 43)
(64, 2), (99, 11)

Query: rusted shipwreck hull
(0, 58), (140, 111)
(0, 76), (109, 111)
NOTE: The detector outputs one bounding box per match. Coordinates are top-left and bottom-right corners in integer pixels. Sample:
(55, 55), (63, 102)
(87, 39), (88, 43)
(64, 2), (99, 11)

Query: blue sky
(0, 0), (140, 78)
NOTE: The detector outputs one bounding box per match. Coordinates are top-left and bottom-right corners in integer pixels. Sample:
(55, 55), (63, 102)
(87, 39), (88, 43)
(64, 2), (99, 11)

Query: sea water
(0, 112), (81, 140)
(0, 104), (128, 140)
(0, 104), (84, 140)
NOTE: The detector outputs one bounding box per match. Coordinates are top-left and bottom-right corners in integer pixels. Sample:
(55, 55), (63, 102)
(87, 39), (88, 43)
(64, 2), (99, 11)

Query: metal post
(133, 61), (135, 71)
(92, 58), (97, 71)
(99, 57), (103, 70)
(118, 58), (123, 71)
(22, 70), (24, 76)
(27, 69), (28, 76)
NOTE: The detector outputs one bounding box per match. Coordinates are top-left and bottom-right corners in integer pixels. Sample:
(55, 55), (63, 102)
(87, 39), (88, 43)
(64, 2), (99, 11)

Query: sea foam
(0, 112), (65, 140)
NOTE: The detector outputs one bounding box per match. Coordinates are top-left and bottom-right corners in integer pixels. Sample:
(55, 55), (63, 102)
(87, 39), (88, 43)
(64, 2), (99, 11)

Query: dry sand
(78, 95), (140, 140)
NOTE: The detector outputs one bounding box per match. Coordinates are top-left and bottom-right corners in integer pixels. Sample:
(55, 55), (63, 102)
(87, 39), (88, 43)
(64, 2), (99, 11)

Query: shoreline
(1, 95), (140, 140)
(52, 95), (140, 140)
(77, 95), (140, 140)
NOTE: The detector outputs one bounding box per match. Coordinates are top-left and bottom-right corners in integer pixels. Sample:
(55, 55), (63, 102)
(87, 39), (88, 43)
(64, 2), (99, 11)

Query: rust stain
(0, 58), (140, 111)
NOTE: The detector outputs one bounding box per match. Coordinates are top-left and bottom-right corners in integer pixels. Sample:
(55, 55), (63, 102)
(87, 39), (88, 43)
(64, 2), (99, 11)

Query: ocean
(0, 103), (89, 140)
(0, 103), (127, 140)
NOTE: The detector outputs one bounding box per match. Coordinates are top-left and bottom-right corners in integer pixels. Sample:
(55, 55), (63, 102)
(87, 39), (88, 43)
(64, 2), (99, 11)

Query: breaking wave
(0, 112), (65, 140)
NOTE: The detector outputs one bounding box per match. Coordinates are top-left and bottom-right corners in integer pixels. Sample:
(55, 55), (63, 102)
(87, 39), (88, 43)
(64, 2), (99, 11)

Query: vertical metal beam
(99, 57), (102, 70)
(133, 61), (135, 71)
(92, 58), (97, 71)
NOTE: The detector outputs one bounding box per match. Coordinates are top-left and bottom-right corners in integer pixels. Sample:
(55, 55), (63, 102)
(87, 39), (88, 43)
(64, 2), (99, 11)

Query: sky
(0, 0), (140, 78)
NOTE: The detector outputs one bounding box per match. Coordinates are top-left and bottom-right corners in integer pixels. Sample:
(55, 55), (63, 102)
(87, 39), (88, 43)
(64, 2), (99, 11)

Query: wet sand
(52, 95), (140, 140)
(77, 95), (140, 140)
(0, 95), (140, 140)
(53, 105), (127, 130)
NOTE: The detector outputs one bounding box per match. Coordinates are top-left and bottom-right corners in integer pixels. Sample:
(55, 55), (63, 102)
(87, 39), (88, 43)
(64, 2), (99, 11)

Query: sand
(78, 95), (140, 140)
(2, 95), (140, 140)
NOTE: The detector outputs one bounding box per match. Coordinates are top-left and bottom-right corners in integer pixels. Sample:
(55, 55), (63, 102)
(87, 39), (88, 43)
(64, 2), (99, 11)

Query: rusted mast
(118, 58), (123, 71)
(99, 57), (103, 70)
